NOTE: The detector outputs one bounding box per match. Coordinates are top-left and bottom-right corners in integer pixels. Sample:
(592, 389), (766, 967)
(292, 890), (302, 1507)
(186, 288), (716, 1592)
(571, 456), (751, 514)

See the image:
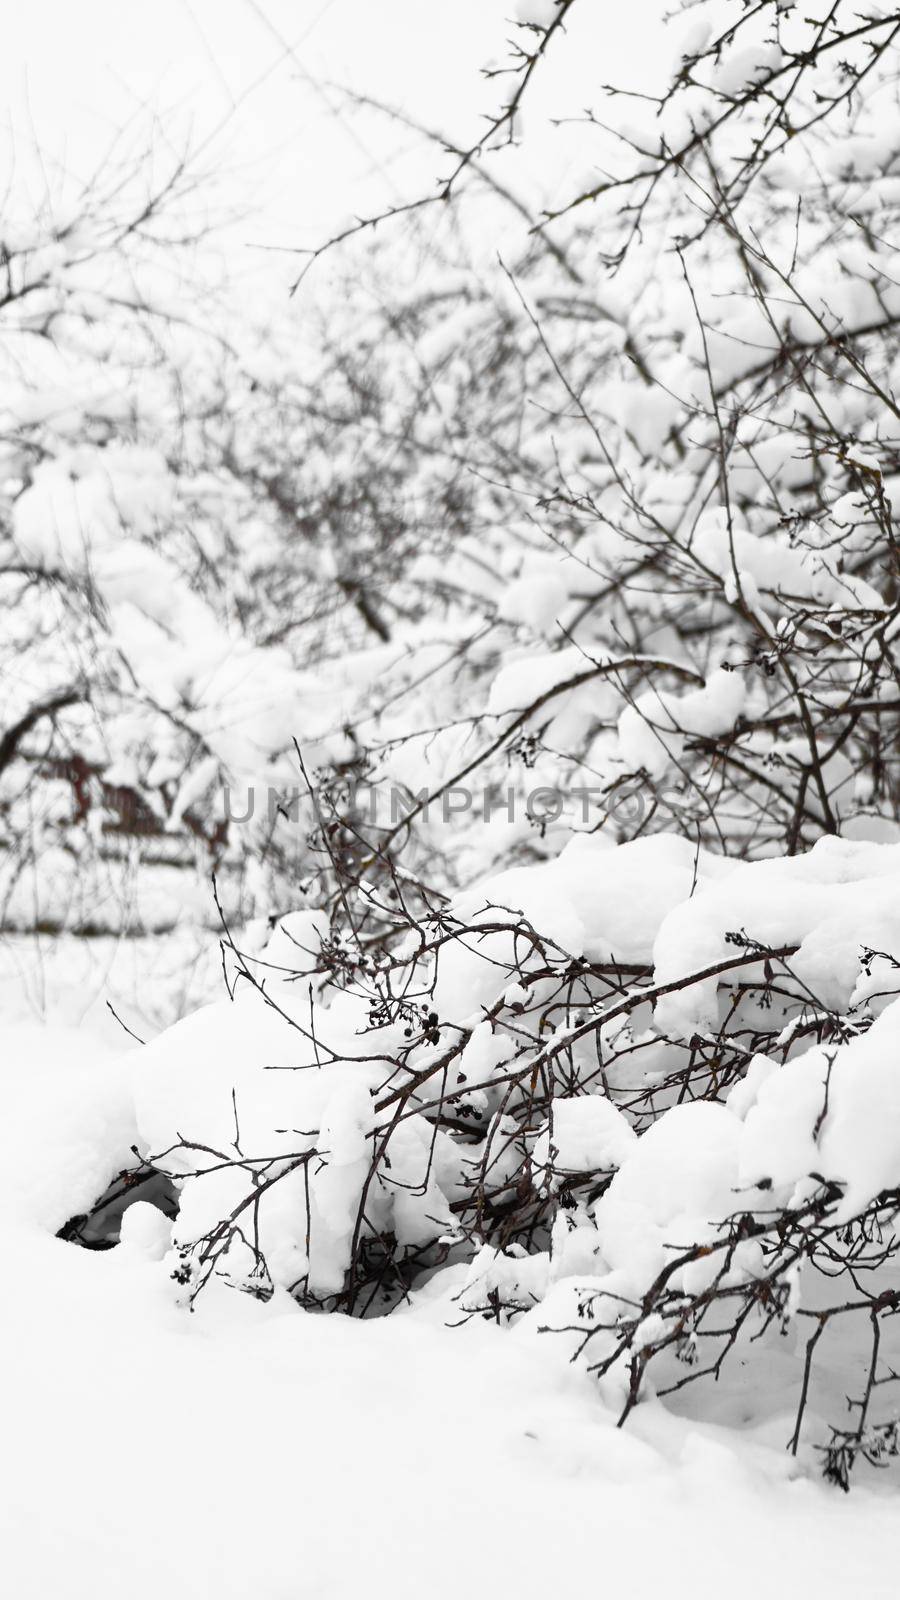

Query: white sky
(1, 1), (671, 289)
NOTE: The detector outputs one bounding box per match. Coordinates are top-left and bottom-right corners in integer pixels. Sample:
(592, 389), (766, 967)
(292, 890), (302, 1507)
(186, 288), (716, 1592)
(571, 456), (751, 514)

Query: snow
(739, 998), (900, 1220)
(593, 1099), (747, 1282)
(692, 508), (885, 613)
(0, 1023), (137, 1233)
(618, 669), (746, 778)
(433, 832), (735, 1022)
(3, 1024), (900, 1599)
(4, 0), (900, 1582)
(534, 1093), (636, 1183)
(499, 557), (572, 632)
(713, 42), (783, 98)
(118, 1197), (172, 1258)
(514, 1), (560, 29)
(652, 836), (900, 1035)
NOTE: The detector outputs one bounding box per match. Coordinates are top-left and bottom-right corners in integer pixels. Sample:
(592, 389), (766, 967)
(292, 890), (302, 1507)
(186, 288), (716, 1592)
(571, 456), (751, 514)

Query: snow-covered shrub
(0, 145), (507, 956)
(56, 0), (900, 1487)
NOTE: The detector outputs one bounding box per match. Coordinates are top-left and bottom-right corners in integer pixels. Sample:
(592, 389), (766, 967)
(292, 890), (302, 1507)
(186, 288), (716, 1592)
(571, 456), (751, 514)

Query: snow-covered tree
(0, 148), (496, 958)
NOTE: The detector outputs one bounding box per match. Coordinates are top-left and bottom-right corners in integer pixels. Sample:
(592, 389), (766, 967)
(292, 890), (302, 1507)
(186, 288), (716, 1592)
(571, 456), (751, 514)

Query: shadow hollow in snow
(57, 1164), (178, 1251)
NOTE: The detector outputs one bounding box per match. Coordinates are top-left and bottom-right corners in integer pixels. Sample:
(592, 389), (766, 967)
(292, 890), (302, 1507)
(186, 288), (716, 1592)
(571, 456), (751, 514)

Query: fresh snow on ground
(0, 1018), (897, 1600)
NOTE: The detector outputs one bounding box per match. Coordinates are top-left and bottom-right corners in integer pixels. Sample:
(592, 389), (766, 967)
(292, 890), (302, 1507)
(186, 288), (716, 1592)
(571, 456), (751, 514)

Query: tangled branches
(58, 0), (900, 1493)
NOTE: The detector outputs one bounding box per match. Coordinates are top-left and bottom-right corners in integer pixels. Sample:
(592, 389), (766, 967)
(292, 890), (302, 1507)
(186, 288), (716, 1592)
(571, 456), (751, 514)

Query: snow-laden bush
(57, 0), (900, 1487)
(0, 142), (490, 955)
